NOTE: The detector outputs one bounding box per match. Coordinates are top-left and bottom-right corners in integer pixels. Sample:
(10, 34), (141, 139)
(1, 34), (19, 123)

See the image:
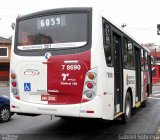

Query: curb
(0, 82), (9, 87)
(153, 84), (160, 86)
(0, 85), (9, 87)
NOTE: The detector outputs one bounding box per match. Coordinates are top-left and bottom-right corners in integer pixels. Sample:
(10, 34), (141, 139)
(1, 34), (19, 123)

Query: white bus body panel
(11, 93), (103, 118)
(123, 69), (136, 108)
(89, 13), (114, 120)
(141, 71), (148, 102)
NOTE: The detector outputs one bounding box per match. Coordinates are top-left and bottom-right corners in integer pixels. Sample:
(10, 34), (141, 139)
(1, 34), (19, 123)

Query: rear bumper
(10, 94), (102, 118)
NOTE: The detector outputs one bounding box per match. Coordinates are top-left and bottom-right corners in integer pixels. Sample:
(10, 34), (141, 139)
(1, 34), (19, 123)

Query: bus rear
(10, 8), (102, 118)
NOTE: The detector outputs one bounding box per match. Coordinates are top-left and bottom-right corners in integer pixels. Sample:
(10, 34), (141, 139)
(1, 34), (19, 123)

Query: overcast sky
(0, 0), (160, 45)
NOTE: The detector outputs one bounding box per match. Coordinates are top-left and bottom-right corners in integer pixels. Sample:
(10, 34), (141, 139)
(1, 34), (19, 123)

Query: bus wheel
(147, 86), (149, 97)
(122, 93), (131, 123)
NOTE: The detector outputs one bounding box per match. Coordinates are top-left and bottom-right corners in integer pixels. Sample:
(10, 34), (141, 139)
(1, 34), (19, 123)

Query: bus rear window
(16, 13), (88, 50)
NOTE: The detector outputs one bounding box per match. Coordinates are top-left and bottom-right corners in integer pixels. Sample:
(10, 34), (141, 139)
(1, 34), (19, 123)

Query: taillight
(82, 68), (97, 103)
(12, 88), (18, 95)
(11, 82), (17, 87)
(11, 72), (19, 98)
(88, 72), (95, 80)
(84, 91), (94, 98)
(86, 82), (94, 89)
(11, 73), (16, 79)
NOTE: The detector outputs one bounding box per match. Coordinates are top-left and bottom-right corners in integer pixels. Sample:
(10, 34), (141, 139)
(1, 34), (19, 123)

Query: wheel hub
(1, 108), (10, 121)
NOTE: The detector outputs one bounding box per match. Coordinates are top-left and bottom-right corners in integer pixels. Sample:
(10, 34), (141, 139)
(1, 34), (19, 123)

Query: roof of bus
(16, 6), (150, 53)
(17, 7), (92, 21)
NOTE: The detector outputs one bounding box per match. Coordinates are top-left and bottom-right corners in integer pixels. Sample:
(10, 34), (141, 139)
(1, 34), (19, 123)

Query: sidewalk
(0, 85), (9, 96)
(152, 82), (160, 86)
(0, 81), (9, 87)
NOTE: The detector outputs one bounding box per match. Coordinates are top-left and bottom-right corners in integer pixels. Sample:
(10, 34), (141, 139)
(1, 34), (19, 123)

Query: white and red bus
(10, 7), (152, 122)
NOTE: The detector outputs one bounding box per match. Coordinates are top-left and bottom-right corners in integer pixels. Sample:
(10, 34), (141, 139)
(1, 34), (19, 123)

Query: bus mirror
(11, 23), (15, 30)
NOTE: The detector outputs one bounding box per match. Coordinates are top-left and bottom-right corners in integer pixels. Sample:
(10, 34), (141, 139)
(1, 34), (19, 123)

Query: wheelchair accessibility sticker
(24, 83), (31, 91)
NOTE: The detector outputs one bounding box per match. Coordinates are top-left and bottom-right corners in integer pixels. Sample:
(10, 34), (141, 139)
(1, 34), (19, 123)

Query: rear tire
(0, 106), (11, 123)
(122, 93), (132, 123)
(56, 116), (72, 120)
(147, 87), (149, 97)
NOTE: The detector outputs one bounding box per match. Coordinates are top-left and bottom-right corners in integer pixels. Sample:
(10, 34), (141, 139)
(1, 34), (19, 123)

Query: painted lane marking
(148, 97), (160, 100)
(152, 91), (160, 94)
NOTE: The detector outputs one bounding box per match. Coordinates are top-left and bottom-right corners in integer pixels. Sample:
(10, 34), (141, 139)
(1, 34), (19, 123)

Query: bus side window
(103, 21), (112, 66)
(145, 51), (148, 71)
(124, 39), (134, 69)
(141, 49), (145, 70)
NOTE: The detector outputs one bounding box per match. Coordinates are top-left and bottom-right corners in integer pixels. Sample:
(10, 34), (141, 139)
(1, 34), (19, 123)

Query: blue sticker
(24, 83), (31, 91)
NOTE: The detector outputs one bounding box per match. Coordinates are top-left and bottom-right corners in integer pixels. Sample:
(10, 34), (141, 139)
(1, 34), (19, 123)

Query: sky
(0, 0), (160, 45)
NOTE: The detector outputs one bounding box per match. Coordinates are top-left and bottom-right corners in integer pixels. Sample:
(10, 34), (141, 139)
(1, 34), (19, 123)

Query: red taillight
(15, 96), (20, 100)
(11, 105), (16, 108)
(87, 82), (94, 89)
(12, 82), (17, 87)
(87, 110), (94, 114)
(82, 98), (89, 103)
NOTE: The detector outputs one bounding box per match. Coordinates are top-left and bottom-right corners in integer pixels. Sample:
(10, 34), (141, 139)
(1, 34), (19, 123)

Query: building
(0, 37), (11, 86)
(142, 44), (160, 84)
(150, 51), (160, 84)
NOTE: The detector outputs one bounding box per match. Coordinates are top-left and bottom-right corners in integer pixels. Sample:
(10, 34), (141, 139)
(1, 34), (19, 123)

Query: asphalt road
(0, 86), (160, 140)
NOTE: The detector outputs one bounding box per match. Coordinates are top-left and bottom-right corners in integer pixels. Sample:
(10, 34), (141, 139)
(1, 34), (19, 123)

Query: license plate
(41, 95), (57, 102)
